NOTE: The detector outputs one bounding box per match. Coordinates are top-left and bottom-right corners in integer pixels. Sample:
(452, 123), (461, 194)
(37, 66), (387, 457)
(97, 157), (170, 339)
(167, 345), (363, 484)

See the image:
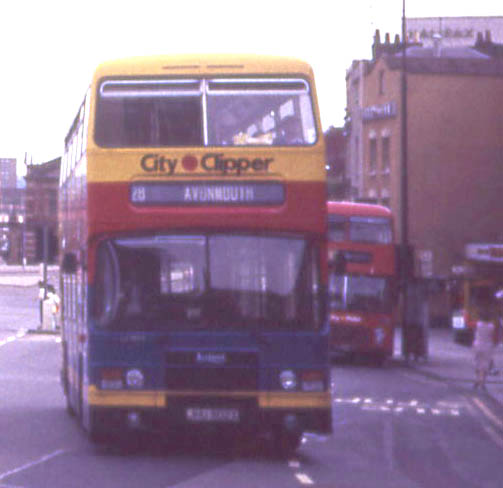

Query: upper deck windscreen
(328, 215), (393, 244)
(94, 78), (317, 148)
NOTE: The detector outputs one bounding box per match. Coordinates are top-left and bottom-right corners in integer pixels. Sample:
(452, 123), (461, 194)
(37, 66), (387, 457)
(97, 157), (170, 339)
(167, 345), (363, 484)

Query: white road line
(295, 473), (314, 485)
(473, 397), (503, 430)
(0, 337), (15, 348)
(482, 424), (503, 449)
(383, 415), (395, 472)
(0, 449), (67, 481)
(0, 331), (27, 348)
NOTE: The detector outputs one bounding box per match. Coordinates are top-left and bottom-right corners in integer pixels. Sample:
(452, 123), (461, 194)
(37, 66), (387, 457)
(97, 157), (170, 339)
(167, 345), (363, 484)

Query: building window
(369, 138), (377, 175)
(382, 136), (390, 174)
(379, 70), (385, 95)
(352, 79), (360, 105)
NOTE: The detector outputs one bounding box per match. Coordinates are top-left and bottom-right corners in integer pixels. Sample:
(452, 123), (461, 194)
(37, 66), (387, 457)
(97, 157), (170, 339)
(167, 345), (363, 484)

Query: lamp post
(400, 0), (410, 360)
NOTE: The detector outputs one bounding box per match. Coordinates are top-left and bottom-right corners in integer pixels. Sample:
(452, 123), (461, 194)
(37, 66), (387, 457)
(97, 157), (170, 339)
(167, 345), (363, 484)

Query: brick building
(24, 158), (60, 263)
(324, 126), (348, 200)
(0, 158), (17, 189)
(0, 158), (25, 263)
(345, 28), (503, 323)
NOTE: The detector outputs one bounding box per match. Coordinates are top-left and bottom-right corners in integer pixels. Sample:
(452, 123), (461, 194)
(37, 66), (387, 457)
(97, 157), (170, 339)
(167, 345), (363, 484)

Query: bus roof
(92, 54), (315, 80)
(327, 201), (392, 218)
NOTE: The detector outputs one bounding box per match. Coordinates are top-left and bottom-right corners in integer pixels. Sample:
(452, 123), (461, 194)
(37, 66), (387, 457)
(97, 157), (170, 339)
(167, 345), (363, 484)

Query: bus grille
(165, 351), (258, 391)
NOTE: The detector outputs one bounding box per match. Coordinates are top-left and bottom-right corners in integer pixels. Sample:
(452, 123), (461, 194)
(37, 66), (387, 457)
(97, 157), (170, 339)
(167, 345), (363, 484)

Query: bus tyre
(274, 430), (302, 457)
(61, 348), (75, 416)
(64, 383), (75, 417)
(373, 353), (386, 367)
(87, 409), (108, 445)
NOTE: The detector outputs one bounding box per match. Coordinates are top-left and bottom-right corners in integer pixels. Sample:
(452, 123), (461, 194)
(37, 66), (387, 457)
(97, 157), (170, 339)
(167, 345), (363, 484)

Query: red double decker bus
(327, 201), (397, 364)
(59, 55), (331, 454)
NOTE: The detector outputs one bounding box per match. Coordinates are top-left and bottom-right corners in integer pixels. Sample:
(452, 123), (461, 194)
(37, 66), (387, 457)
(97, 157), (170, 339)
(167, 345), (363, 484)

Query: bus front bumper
(88, 386), (333, 436)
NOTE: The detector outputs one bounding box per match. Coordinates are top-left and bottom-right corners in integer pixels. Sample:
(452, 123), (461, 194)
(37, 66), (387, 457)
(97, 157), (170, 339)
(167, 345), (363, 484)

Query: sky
(0, 0), (500, 176)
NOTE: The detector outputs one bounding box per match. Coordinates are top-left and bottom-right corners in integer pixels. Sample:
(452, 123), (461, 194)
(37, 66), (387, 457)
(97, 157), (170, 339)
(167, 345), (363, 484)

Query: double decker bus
(451, 243), (503, 344)
(326, 201), (396, 364)
(59, 55), (331, 453)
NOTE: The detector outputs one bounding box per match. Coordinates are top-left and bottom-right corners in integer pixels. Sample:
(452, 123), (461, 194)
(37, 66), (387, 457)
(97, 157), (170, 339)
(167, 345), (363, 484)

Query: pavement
(393, 327), (503, 411)
(2, 265), (503, 410)
(0, 264), (59, 287)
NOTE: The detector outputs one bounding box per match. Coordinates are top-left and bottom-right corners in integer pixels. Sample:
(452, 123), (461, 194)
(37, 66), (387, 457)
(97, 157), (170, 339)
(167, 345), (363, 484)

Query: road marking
(0, 337), (15, 348)
(0, 449), (67, 481)
(383, 415), (395, 471)
(0, 331), (27, 348)
(472, 397), (503, 430)
(295, 473), (314, 485)
(335, 395), (466, 417)
(482, 424), (503, 449)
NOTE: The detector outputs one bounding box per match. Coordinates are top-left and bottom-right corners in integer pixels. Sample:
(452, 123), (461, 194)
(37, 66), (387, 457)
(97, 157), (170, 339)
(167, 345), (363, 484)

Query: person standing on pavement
(473, 297), (499, 390)
(46, 284), (61, 331)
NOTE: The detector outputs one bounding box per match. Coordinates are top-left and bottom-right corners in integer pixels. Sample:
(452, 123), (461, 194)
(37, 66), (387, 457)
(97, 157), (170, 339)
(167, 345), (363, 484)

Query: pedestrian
(473, 297), (498, 391)
(405, 279), (428, 362)
(46, 284), (61, 331)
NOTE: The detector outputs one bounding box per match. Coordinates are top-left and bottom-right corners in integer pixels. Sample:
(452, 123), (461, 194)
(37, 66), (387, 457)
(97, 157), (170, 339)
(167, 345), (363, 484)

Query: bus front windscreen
(93, 234), (321, 331)
(328, 274), (393, 314)
(94, 78), (317, 147)
(349, 216), (392, 244)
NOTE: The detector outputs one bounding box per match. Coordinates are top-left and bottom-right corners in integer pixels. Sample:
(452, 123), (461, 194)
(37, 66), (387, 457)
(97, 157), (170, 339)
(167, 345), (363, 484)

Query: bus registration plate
(186, 407), (240, 423)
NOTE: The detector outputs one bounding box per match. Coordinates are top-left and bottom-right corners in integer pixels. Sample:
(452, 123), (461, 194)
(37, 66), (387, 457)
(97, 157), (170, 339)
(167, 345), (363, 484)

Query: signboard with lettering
(465, 243), (503, 263)
(362, 102), (397, 122)
(130, 182), (285, 206)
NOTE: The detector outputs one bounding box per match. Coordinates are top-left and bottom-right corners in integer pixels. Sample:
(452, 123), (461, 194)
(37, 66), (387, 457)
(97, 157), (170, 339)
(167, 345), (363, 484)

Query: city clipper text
(140, 153), (274, 176)
(133, 152), (284, 205)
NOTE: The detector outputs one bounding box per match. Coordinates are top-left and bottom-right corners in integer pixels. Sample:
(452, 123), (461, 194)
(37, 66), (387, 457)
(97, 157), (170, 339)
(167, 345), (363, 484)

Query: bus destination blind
(130, 182), (285, 206)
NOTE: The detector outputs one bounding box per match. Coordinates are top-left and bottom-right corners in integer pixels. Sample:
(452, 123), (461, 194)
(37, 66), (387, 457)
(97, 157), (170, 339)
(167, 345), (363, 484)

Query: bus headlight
(452, 314), (465, 330)
(280, 370), (297, 391)
(126, 368), (145, 389)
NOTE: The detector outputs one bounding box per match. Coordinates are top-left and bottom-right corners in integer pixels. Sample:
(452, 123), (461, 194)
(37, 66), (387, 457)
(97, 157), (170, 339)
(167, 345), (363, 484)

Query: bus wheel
(273, 430), (302, 457)
(372, 353), (387, 367)
(86, 408), (109, 445)
(61, 347), (75, 416)
(64, 383), (75, 417)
